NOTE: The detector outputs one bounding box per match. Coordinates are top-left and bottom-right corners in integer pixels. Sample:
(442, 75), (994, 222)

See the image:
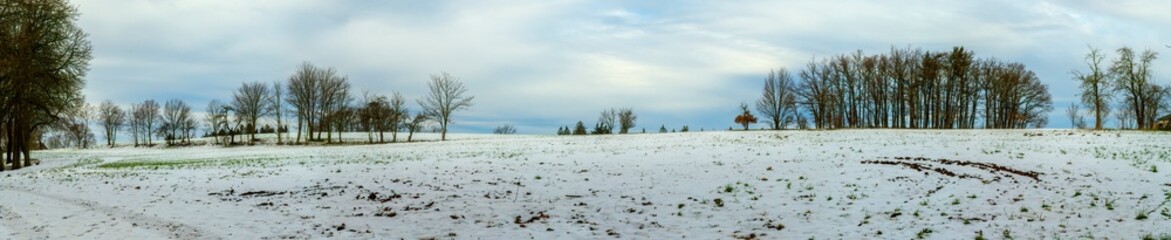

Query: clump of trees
(1070, 46), (1165, 130)
(493, 125), (517, 134)
(559, 108), (637, 135)
(74, 63), (474, 149)
(744, 47), (1054, 130)
(2, 0), (92, 170)
(159, 99), (195, 145)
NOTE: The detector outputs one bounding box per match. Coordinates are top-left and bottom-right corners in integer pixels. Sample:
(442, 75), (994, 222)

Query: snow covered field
(2, 130), (1170, 239)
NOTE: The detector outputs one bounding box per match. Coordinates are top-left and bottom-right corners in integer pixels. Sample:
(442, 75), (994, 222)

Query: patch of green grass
(97, 159), (206, 169)
(96, 156), (285, 170)
(1141, 233), (1171, 240)
(916, 228), (933, 239)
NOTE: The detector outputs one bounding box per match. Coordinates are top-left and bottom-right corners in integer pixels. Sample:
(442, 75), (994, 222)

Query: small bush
(494, 125), (517, 134)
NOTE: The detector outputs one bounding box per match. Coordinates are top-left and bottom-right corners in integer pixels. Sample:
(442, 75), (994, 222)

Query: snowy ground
(2, 130), (1170, 239)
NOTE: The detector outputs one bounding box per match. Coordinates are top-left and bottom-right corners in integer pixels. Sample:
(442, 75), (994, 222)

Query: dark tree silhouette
(756, 68), (798, 130)
(1072, 47), (1111, 130)
(418, 72), (473, 141)
(97, 100), (126, 146)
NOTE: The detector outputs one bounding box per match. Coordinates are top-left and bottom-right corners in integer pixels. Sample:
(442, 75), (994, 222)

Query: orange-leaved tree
(734, 102), (757, 130)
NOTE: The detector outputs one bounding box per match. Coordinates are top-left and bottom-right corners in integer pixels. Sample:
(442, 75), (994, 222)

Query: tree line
(91, 63), (475, 148)
(746, 46), (1054, 130)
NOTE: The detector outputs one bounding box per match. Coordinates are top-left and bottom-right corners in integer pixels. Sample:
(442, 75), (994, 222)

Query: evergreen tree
(572, 121), (587, 135)
(659, 125), (667, 133)
(681, 125), (689, 132)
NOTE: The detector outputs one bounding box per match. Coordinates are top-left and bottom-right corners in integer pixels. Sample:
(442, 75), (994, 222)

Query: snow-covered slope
(2, 130), (1170, 239)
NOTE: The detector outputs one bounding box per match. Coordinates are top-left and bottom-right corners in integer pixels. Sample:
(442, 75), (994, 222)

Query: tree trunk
(295, 118), (303, 144)
(11, 118), (24, 170)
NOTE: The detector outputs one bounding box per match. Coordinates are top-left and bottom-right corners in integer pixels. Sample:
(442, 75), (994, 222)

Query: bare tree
(136, 100), (161, 146)
(59, 103), (93, 149)
(418, 72), (474, 141)
(1, 0), (92, 169)
(97, 100), (126, 146)
(617, 108), (636, 134)
(1073, 46), (1111, 130)
(1110, 47), (1159, 129)
(1117, 102), (1136, 129)
(271, 80), (285, 144)
(756, 68), (799, 130)
(286, 62), (320, 144)
(232, 81), (272, 144)
(359, 92), (383, 143)
(596, 108), (616, 134)
(128, 103), (141, 146)
(319, 75), (351, 143)
(493, 125), (517, 134)
(404, 110), (430, 142)
(204, 100), (229, 145)
(387, 92), (406, 142)
(1066, 103), (1085, 129)
(160, 99), (192, 145)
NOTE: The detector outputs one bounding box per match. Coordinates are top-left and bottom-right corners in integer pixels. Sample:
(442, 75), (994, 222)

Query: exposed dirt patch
(862, 157), (1042, 182)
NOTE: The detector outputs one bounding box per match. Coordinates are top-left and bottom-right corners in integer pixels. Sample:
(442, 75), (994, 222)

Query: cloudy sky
(73, 0), (1171, 133)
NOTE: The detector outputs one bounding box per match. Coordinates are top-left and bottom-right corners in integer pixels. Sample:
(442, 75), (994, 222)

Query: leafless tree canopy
(58, 103), (93, 149)
(97, 100), (126, 146)
(1072, 47), (1111, 130)
(387, 92), (407, 142)
(1066, 103), (1085, 129)
(233, 81), (272, 144)
(618, 108), (636, 134)
(796, 47), (1052, 129)
(405, 111), (430, 142)
(596, 108), (616, 134)
(1110, 47), (1164, 129)
(1, 0), (92, 169)
(285, 62), (352, 144)
(160, 99), (193, 145)
(756, 68), (798, 130)
(270, 81), (285, 144)
(204, 99), (230, 145)
(133, 100), (161, 146)
(493, 125), (517, 134)
(286, 62), (319, 144)
(418, 72), (473, 141)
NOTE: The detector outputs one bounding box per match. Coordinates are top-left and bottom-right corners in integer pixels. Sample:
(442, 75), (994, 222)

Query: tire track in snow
(0, 186), (219, 239)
